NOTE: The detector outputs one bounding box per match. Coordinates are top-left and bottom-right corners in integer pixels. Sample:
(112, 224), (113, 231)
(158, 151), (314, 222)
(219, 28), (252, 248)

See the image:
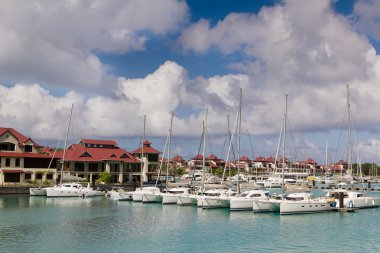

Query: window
(36, 173), (43, 179)
(0, 142), (16, 151)
(89, 163), (98, 172)
(75, 163), (84, 171)
(5, 158), (10, 167)
(25, 173), (32, 180)
(46, 173), (53, 180)
(4, 172), (20, 183)
(15, 158), (20, 167)
(110, 164), (120, 173)
(24, 145), (33, 152)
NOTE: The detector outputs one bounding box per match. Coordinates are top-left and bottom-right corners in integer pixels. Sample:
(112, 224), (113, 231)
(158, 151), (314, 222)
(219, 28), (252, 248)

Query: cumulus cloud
(0, 0), (189, 90)
(354, 0), (380, 42)
(3, 0), (380, 162)
(0, 61), (250, 142)
(179, 0), (380, 134)
(0, 83), (84, 138)
(180, 0), (373, 86)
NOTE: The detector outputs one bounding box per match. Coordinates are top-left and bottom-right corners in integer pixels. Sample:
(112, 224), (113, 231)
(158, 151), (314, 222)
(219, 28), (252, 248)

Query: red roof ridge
(0, 127), (42, 147)
(80, 138), (118, 146)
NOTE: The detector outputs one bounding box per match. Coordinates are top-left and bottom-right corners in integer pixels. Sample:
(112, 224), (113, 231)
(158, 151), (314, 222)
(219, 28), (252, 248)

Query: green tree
(96, 171), (111, 184)
(352, 163), (378, 176)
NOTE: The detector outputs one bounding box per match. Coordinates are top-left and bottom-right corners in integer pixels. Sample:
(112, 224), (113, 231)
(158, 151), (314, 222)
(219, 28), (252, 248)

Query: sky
(1, 0), (380, 165)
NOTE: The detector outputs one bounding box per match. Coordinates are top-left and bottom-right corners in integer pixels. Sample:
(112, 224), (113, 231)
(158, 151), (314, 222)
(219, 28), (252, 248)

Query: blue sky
(1, 0), (380, 164)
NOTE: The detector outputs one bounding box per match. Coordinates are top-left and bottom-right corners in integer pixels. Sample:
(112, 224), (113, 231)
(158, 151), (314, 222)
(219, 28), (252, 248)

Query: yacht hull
(280, 200), (332, 214)
(29, 187), (47, 196)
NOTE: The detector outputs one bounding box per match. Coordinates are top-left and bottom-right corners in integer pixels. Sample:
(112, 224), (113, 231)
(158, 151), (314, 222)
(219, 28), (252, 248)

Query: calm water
(1, 192), (380, 253)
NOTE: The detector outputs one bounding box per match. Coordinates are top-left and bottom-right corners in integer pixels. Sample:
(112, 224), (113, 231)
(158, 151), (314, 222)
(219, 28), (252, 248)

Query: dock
(331, 207), (359, 213)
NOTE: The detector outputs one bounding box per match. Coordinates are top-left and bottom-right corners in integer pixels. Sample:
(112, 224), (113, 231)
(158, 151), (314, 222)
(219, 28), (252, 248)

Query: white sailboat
(29, 110), (68, 196)
(324, 85), (380, 209)
(132, 115), (161, 202)
(230, 190), (270, 211)
(253, 95), (332, 214)
(253, 95), (289, 213)
(177, 111), (208, 206)
(201, 89), (245, 209)
(143, 113), (175, 204)
(45, 105), (104, 198)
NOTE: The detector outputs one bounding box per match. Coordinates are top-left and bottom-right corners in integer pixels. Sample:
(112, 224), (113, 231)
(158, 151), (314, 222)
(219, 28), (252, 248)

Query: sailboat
(177, 111), (209, 206)
(29, 113), (68, 196)
(29, 144), (60, 196)
(142, 113), (181, 204)
(45, 105), (103, 198)
(253, 95), (289, 213)
(132, 115), (161, 202)
(252, 95), (332, 214)
(202, 89), (248, 209)
(324, 85), (380, 209)
(160, 113), (192, 204)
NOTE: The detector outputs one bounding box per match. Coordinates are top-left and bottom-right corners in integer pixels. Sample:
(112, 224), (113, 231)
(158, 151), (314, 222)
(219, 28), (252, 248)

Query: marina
(1, 192), (380, 253)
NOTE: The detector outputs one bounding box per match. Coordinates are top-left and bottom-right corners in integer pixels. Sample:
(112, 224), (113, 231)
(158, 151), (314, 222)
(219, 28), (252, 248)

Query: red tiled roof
(131, 139), (160, 154)
(131, 146), (161, 154)
(266, 156), (275, 162)
(254, 156), (266, 162)
(239, 156), (250, 161)
(172, 155), (185, 162)
(64, 144), (139, 163)
(332, 165), (343, 171)
(208, 154), (219, 160)
(276, 157), (290, 163)
(43, 147), (64, 159)
(0, 127), (42, 147)
(305, 158), (317, 164)
(191, 154), (203, 160)
(336, 160), (347, 165)
(80, 139), (118, 146)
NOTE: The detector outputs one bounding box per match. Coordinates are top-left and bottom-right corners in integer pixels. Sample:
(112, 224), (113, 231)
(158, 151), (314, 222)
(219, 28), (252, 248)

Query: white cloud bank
(0, 61), (249, 141)
(179, 0), (380, 134)
(0, 0), (188, 90)
(2, 0), (380, 162)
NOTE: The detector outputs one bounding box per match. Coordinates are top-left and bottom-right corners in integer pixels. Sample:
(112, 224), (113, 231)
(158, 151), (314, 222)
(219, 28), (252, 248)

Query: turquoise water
(1, 193), (380, 253)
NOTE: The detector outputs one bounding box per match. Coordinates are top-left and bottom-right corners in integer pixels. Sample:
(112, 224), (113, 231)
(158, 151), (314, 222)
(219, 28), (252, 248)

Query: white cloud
(0, 83), (83, 138)
(180, 0), (373, 86)
(357, 138), (380, 163)
(179, 0), (380, 134)
(2, 0), (380, 163)
(0, 0), (189, 89)
(354, 0), (380, 42)
(0, 61), (249, 141)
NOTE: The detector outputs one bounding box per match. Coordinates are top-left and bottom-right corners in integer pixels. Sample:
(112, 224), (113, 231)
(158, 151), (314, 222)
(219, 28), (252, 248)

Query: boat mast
(347, 85), (353, 176)
(166, 112), (173, 192)
(201, 109), (208, 195)
(141, 114), (146, 188)
(281, 94), (288, 195)
(227, 114), (231, 181)
(60, 104), (74, 185)
(237, 88), (242, 195)
(324, 141), (328, 176)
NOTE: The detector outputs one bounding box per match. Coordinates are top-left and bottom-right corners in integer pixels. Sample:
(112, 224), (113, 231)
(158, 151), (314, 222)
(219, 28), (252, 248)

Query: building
(61, 138), (141, 184)
(0, 127), (59, 185)
(131, 140), (161, 182)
